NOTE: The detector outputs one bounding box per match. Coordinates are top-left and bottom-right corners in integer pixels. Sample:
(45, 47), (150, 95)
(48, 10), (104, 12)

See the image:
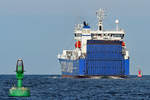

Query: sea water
(0, 75), (150, 100)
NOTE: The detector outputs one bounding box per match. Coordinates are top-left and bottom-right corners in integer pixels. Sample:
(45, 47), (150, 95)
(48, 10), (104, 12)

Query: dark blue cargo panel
(85, 59), (125, 75)
(85, 40), (128, 75)
(87, 40), (123, 60)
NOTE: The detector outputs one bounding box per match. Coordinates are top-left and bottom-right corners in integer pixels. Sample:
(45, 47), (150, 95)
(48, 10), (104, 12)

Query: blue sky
(0, 0), (149, 75)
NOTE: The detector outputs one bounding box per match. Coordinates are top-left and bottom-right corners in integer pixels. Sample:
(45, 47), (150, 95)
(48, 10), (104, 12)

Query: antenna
(96, 9), (105, 31)
(75, 24), (83, 30)
(96, 8), (105, 21)
(115, 19), (119, 31)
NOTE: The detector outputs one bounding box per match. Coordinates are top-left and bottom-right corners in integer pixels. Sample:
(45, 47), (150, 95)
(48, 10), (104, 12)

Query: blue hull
(59, 58), (129, 77)
(59, 40), (129, 77)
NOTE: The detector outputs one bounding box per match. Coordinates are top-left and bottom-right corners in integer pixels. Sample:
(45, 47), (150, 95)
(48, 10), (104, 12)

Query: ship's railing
(58, 49), (82, 60)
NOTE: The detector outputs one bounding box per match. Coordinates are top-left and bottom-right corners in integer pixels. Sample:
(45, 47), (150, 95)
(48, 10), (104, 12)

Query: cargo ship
(58, 9), (129, 78)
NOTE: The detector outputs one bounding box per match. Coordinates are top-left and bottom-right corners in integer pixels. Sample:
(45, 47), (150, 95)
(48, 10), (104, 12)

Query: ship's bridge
(74, 9), (125, 41)
(74, 26), (125, 41)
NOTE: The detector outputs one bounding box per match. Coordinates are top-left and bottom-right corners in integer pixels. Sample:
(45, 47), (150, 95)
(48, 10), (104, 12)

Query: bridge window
(75, 33), (81, 37)
(98, 34), (102, 36)
(111, 34), (123, 38)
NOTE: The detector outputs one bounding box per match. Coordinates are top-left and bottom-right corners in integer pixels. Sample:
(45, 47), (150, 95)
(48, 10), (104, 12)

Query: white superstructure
(58, 9), (129, 60)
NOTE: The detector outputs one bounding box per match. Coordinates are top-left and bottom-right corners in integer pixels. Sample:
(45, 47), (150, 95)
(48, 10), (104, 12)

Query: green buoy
(9, 59), (30, 97)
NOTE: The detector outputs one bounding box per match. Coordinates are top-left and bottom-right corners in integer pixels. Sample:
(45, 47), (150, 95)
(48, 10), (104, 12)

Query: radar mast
(96, 9), (105, 31)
